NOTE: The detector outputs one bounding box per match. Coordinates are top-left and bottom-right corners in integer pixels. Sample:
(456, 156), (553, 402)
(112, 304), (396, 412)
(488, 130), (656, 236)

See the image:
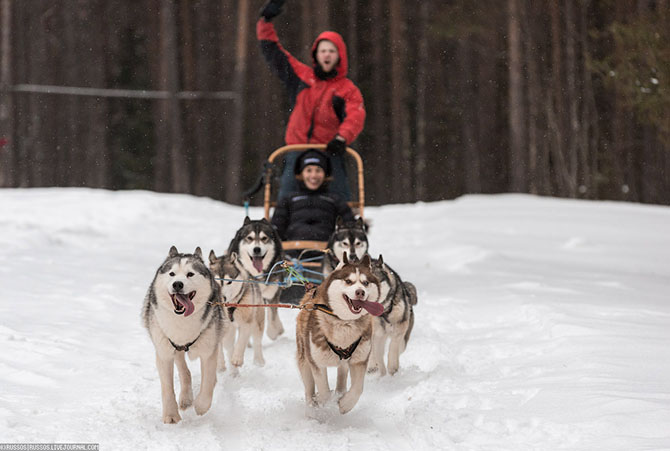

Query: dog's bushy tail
(403, 281), (418, 306)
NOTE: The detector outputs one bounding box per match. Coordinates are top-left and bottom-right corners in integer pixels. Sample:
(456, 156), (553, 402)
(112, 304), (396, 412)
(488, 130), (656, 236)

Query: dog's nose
(173, 281), (184, 291)
(253, 246), (261, 254)
(355, 288), (365, 298)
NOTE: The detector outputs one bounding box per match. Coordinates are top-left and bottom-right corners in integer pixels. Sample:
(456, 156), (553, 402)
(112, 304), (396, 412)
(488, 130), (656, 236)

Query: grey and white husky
(296, 254), (384, 414)
(227, 216), (285, 340)
(322, 217), (369, 277)
(367, 255), (417, 376)
(209, 250), (265, 374)
(142, 246), (225, 424)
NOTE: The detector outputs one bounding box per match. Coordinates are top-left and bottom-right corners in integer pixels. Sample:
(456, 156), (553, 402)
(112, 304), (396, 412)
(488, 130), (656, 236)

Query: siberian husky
(142, 246), (225, 424)
(322, 217), (369, 277)
(368, 255), (417, 376)
(227, 216), (285, 340)
(295, 254), (383, 414)
(209, 250), (265, 374)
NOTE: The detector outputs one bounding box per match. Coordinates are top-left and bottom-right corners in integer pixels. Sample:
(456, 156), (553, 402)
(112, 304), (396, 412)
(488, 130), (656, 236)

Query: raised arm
(256, 17), (312, 108)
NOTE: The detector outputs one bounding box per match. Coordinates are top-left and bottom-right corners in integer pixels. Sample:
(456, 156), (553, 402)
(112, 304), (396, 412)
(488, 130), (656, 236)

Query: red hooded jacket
(257, 19), (365, 145)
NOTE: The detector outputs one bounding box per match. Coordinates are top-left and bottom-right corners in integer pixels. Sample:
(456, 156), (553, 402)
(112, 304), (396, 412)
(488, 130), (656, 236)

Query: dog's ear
(209, 250), (217, 264)
(361, 254), (371, 267)
(333, 254), (345, 270)
(244, 216), (251, 226)
(377, 254), (384, 266)
(169, 246), (179, 258)
(335, 216), (344, 230)
(355, 216), (370, 232)
(194, 247), (203, 260)
(261, 217), (271, 225)
(230, 251), (238, 263)
(342, 253), (349, 265)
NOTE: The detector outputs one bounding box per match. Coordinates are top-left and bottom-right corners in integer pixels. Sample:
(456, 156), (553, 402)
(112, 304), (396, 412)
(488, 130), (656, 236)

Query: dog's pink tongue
(351, 299), (384, 317)
(176, 293), (195, 317)
(252, 256), (264, 273)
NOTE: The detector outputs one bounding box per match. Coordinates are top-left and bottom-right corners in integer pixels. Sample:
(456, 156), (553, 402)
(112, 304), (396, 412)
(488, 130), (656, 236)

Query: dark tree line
(1, 0), (669, 205)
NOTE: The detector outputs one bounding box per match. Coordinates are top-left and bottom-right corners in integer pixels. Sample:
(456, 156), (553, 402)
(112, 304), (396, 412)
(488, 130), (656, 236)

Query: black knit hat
(294, 149), (332, 176)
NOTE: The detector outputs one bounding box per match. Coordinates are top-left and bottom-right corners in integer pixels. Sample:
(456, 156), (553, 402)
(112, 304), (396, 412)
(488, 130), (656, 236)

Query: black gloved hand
(260, 0), (285, 21)
(326, 137), (346, 155)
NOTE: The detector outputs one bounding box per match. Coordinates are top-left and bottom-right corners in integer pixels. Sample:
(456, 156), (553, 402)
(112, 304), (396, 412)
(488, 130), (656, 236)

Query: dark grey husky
(321, 217), (369, 277)
(367, 255), (417, 376)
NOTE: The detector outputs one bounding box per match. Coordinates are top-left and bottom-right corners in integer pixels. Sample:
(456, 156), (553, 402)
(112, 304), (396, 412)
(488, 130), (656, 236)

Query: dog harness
(326, 337), (362, 360)
(225, 281), (255, 322)
(169, 333), (201, 352)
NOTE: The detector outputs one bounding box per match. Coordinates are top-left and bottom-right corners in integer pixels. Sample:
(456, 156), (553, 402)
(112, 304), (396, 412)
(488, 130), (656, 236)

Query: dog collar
(326, 337), (362, 360)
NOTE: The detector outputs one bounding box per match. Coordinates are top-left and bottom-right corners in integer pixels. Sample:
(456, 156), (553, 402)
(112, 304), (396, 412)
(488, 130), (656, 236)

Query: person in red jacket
(257, 0), (366, 201)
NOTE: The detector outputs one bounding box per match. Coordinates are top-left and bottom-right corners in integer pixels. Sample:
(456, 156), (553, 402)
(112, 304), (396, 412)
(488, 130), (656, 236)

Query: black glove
(260, 0), (285, 21)
(326, 137), (346, 155)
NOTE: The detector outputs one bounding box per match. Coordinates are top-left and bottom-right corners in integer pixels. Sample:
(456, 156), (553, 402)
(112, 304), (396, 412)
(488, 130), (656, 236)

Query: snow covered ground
(1, 188), (669, 450)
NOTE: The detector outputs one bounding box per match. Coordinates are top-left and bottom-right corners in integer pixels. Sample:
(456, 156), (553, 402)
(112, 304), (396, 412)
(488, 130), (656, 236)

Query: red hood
(311, 31), (348, 79)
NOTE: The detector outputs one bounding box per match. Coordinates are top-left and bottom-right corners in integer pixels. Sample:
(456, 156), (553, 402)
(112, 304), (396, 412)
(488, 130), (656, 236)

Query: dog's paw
(253, 355), (266, 367)
(338, 392), (359, 414)
(266, 322), (284, 340)
(388, 364), (399, 375)
(179, 391), (193, 410)
(231, 354), (244, 367)
(193, 395), (212, 416)
(217, 358), (227, 372)
(162, 411), (182, 424)
(315, 390), (332, 407)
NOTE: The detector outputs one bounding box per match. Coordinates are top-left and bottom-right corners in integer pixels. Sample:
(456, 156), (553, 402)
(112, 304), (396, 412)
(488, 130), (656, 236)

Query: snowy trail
(1, 188), (669, 450)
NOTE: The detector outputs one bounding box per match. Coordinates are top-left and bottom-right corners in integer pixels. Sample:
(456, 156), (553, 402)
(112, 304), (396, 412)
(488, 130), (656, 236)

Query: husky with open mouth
(295, 254), (382, 414)
(227, 216), (285, 340)
(142, 246), (225, 424)
(209, 250), (265, 374)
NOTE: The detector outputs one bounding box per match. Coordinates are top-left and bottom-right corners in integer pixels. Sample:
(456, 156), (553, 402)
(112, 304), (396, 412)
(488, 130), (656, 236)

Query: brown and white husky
(295, 254), (383, 414)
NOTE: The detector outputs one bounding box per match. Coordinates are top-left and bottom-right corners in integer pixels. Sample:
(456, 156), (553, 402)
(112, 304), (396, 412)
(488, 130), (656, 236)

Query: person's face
(316, 40), (339, 73)
(301, 165), (326, 190)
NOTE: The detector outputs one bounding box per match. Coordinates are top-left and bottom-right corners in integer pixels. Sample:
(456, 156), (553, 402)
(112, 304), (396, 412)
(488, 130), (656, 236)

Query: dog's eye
(245, 236), (253, 242)
(355, 241), (363, 247)
(362, 280), (369, 286)
(261, 236), (268, 243)
(187, 272), (194, 278)
(341, 241), (350, 247)
(169, 272), (175, 277)
(345, 279), (353, 285)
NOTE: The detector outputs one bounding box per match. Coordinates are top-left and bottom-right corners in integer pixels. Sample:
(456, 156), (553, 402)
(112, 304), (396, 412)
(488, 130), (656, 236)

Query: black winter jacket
(271, 183), (354, 242)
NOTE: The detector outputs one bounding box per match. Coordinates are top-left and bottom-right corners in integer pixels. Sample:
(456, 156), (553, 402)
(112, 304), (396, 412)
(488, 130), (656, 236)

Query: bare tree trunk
(414, 0), (429, 200)
(346, 0), (358, 81)
(564, 0), (579, 196)
(370, 0), (389, 203)
(225, 0), (248, 204)
(523, 2), (539, 194)
(156, 0), (187, 192)
(389, 0), (411, 201)
(507, 0), (526, 192)
(457, 39), (481, 193)
(300, 0), (313, 60)
(0, 0), (14, 187)
(579, 0), (597, 199)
